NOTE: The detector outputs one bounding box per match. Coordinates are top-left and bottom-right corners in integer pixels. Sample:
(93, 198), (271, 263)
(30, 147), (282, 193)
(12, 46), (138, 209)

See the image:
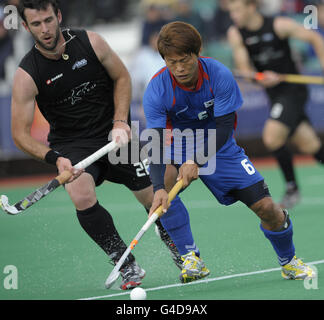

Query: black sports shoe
(280, 185), (300, 209)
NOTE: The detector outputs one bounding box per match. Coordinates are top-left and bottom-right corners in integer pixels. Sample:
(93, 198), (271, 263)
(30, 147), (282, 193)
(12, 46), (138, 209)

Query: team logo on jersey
(70, 82), (97, 105)
(72, 59), (88, 70)
(204, 99), (214, 109)
(175, 106), (189, 116)
(46, 73), (63, 85)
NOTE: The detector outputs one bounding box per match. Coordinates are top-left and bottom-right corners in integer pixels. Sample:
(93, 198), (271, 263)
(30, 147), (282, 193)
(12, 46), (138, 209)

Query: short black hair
(18, 0), (60, 23)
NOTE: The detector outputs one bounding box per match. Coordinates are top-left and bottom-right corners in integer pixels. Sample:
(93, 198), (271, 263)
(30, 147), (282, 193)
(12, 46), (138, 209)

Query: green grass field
(0, 163), (323, 300)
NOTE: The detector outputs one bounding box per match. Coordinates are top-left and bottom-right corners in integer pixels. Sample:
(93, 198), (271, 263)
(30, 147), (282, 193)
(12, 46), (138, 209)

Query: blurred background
(0, 0), (324, 178)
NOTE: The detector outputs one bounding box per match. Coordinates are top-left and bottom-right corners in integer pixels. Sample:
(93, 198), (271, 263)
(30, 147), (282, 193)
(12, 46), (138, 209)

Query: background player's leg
(263, 119), (299, 208)
(290, 121), (324, 164)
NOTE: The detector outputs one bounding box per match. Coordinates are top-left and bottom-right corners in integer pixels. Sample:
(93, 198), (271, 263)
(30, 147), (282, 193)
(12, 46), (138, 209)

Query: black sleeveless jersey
(19, 29), (115, 146)
(238, 17), (307, 97)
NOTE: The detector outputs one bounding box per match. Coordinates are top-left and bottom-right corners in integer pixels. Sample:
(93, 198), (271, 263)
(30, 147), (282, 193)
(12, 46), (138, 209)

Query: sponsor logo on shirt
(46, 73), (63, 85)
(175, 106), (189, 116)
(72, 59), (88, 70)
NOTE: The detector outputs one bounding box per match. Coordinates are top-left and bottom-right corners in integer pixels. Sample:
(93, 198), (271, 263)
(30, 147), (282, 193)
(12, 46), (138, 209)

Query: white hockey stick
(0, 140), (117, 215)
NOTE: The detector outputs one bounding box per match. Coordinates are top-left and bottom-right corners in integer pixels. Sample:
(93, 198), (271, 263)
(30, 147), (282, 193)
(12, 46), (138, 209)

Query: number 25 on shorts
(241, 159), (256, 175)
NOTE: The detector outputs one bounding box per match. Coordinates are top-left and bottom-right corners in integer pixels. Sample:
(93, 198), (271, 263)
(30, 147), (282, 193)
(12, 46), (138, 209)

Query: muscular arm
(227, 25), (281, 87)
(11, 68), (50, 160)
(274, 17), (324, 71)
(87, 31), (131, 123)
(11, 68), (82, 181)
(227, 25), (254, 73)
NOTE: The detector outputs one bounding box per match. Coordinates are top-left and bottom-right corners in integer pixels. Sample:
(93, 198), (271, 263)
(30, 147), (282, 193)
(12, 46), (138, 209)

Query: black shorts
(229, 180), (271, 208)
(52, 140), (152, 191)
(268, 86), (309, 136)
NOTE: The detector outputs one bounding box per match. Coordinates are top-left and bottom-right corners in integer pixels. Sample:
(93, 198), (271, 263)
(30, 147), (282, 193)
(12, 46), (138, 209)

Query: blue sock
(160, 195), (200, 256)
(260, 218), (295, 266)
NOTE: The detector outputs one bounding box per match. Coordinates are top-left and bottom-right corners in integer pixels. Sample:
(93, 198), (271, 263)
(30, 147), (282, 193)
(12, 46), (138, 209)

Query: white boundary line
(79, 259), (324, 300)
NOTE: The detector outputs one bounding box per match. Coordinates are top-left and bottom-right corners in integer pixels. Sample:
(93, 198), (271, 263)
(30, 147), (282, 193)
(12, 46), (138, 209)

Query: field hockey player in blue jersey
(144, 21), (315, 281)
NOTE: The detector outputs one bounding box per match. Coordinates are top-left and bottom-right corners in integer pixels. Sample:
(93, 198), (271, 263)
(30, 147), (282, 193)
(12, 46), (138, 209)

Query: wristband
(255, 72), (265, 81)
(112, 120), (128, 124)
(45, 149), (62, 165)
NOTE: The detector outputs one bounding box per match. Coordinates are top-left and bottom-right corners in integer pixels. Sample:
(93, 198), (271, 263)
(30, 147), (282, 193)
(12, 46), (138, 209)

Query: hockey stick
(105, 179), (184, 289)
(282, 74), (324, 85)
(233, 70), (324, 85)
(0, 140), (117, 215)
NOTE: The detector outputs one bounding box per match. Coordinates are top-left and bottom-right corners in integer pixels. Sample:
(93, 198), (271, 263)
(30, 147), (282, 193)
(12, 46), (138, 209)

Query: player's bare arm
(227, 26), (254, 74)
(87, 30), (132, 146)
(227, 26), (281, 88)
(11, 68), (44, 159)
(11, 68), (82, 182)
(274, 16), (324, 71)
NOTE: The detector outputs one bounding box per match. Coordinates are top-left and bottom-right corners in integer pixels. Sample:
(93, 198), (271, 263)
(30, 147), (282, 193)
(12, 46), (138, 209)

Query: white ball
(130, 287), (147, 300)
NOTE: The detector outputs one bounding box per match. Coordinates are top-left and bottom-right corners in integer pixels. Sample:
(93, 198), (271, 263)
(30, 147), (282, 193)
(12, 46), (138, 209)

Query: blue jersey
(143, 57), (243, 160)
(144, 57), (265, 205)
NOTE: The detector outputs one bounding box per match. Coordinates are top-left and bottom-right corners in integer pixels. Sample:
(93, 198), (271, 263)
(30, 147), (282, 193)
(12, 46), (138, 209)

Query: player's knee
(252, 197), (273, 217)
(70, 190), (97, 210)
(132, 186), (153, 209)
(262, 134), (284, 151)
(137, 195), (152, 210)
(295, 139), (321, 155)
(251, 197), (283, 227)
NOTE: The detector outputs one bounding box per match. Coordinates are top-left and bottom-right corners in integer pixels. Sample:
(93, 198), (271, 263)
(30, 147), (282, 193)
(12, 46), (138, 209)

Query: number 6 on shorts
(241, 159), (256, 175)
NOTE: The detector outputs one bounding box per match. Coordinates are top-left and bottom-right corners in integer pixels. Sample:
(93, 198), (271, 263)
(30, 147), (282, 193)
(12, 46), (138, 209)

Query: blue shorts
(198, 150), (264, 206)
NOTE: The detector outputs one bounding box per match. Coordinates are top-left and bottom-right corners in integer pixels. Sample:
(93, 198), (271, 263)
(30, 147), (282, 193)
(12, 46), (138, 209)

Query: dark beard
(35, 27), (60, 51)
